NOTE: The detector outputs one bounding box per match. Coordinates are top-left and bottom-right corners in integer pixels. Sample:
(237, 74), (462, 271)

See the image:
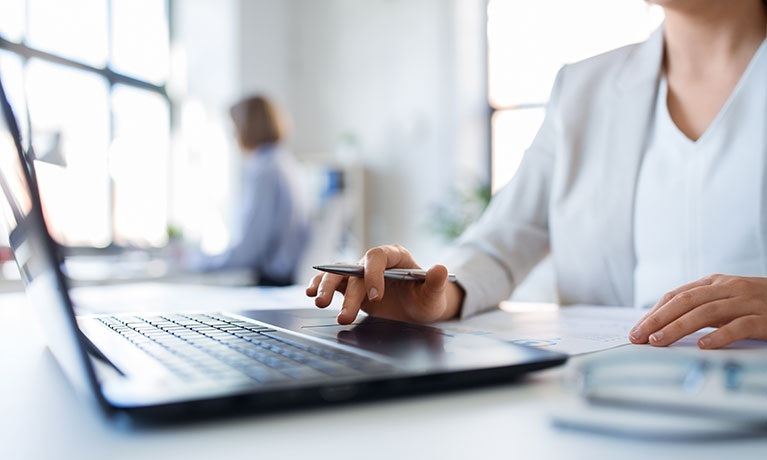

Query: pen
(313, 264), (457, 283)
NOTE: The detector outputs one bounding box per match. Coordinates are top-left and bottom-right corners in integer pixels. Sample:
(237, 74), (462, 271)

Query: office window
(0, 0), (170, 248)
(0, 51), (27, 148)
(26, 60), (111, 246)
(0, 0), (25, 43)
(111, 0), (170, 84)
(488, 0), (664, 192)
(28, 0), (109, 67)
(111, 85), (170, 246)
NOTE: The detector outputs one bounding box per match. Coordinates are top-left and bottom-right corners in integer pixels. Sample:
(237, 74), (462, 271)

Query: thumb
(419, 264), (448, 305)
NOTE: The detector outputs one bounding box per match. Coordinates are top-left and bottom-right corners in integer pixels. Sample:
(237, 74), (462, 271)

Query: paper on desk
(436, 304), (647, 355)
(436, 304), (767, 355)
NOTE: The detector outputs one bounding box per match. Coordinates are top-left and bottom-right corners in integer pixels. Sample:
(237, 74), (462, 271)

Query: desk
(1, 286), (765, 460)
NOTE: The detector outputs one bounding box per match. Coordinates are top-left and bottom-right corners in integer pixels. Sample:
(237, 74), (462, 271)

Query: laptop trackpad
(238, 308), (552, 370)
(238, 307), (448, 359)
(303, 316), (448, 359)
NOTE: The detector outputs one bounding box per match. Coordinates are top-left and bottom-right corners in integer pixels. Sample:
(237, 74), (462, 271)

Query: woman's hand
(305, 244), (464, 325)
(629, 274), (767, 349)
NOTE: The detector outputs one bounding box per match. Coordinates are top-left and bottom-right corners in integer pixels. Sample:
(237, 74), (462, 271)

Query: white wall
(171, 0), (242, 252)
(237, 0), (489, 264)
(238, 0), (295, 118)
(175, 0), (489, 265)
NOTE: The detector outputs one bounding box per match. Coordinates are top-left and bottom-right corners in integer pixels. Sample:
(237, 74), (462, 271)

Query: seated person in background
(192, 95), (310, 286)
(306, 0), (767, 348)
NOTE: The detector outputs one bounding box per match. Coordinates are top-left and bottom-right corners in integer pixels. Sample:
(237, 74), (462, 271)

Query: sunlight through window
(488, 0), (664, 192)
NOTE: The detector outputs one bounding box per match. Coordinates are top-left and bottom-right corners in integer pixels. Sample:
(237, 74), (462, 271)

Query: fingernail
(629, 326), (641, 341)
(339, 307), (346, 315)
(318, 290), (326, 298)
(699, 337), (712, 348)
(369, 287), (379, 300)
(649, 331), (664, 343)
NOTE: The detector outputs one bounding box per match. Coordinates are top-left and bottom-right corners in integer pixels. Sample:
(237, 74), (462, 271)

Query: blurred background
(0, 0), (663, 295)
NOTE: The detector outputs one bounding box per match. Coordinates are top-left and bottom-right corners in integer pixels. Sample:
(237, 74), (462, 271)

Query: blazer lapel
(597, 27), (664, 306)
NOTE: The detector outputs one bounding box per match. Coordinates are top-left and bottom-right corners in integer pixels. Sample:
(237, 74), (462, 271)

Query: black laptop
(0, 73), (566, 420)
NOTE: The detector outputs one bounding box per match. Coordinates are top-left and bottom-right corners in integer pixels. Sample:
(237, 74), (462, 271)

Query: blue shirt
(196, 144), (310, 284)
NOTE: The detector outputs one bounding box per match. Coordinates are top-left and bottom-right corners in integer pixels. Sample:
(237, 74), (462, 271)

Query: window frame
(485, 0), (664, 192)
(488, 102), (546, 193)
(485, 0), (548, 193)
(0, 0), (172, 250)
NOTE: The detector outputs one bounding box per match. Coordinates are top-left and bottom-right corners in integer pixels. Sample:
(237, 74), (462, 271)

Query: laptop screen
(0, 80), (34, 249)
(0, 71), (100, 400)
(0, 71), (59, 290)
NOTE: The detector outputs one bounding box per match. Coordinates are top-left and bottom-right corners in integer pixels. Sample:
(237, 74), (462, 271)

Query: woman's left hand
(629, 274), (767, 349)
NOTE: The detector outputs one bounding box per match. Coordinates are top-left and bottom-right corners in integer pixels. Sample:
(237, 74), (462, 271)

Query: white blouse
(633, 40), (767, 309)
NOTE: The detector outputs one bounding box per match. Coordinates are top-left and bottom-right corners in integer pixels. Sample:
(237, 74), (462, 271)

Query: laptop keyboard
(96, 313), (392, 385)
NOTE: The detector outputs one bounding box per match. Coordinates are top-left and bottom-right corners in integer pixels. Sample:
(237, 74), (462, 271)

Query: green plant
(427, 181), (491, 241)
(166, 224), (184, 241)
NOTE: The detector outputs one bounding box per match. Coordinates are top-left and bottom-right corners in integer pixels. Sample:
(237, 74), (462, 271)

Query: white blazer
(443, 27), (767, 318)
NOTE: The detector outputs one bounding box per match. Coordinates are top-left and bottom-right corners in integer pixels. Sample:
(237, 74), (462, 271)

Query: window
(0, 0), (171, 248)
(27, 60), (111, 246)
(488, 0), (664, 192)
(27, 0), (109, 67)
(111, 84), (170, 246)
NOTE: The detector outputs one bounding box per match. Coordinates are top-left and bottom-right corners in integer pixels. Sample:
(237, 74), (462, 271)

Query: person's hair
(229, 95), (283, 150)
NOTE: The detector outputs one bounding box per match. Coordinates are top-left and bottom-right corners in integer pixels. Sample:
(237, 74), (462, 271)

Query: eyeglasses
(566, 349), (767, 423)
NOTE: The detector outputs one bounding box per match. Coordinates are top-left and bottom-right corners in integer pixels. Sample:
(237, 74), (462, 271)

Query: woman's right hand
(305, 244), (464, 325)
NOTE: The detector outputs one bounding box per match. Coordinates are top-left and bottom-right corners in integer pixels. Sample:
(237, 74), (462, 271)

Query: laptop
(0, 73), (566, 420)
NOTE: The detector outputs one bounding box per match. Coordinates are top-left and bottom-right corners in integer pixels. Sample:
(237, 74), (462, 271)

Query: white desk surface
(1, 285), (765, 460)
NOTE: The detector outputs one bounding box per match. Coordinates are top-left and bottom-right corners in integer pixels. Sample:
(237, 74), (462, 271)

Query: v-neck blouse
(633, 39), (767, 308)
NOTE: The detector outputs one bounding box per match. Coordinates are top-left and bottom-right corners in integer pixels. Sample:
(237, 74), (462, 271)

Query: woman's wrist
(439, 281), (465, 321)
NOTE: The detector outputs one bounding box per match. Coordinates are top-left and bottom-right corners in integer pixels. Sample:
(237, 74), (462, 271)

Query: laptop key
(108, 312), (374, 384)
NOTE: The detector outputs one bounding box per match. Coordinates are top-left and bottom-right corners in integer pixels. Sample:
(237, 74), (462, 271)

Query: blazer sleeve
(442, 66), (567, 318)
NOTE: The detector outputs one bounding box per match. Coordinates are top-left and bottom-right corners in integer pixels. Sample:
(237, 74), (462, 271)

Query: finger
(363, 245), (418, 302)
(697, 315), (767, 349)
(315, 273), (345, 308)
(362, 247), (389, 302)
(646, 299), (741, 347)
(637, 276), (717, 325)
(338, 277), (366, 325)
(306, 273), (324, 297)
(630, 284), (729, 343)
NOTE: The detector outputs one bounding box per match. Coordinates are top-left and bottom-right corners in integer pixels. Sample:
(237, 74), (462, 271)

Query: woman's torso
(545, 29), (767, 307)
(633, 41), (767, 307)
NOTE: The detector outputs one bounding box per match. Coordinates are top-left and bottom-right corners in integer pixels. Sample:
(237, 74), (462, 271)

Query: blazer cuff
(442, 246), (513, 319)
